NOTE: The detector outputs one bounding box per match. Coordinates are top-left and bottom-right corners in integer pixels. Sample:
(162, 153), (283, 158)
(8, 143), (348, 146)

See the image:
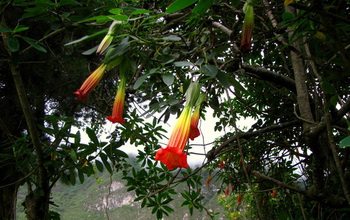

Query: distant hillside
(16, 158), (226, 220)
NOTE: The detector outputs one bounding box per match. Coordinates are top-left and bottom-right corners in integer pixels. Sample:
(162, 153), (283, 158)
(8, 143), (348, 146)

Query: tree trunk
(0, 165), (20, 220)
(22, 186), (50, 220)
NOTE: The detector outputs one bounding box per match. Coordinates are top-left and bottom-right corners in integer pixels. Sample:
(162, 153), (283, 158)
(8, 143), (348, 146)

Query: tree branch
(212, 21), (233, 36)
(208, 120), (300, 158)
(241, 64), (296, 92)
(252, 170), (306, 194)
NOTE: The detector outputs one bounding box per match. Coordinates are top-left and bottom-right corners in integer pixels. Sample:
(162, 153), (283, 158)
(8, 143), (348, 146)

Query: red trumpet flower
(74, 64), (107, 101)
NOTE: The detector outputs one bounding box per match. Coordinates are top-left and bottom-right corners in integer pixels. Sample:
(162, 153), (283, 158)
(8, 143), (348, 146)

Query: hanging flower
(107, 74), (126, 123)
(240, 0), (254, 52)
(155, 82), (200, 170)
(225, 185), (230, 195)
(237, 194), (242, 203)
(189, 94), (205, 141)
(219, 158), (224, 168)
(189, 105), (200, 140)
(96, 20), (121, 54)
(271, 188), (277, 198)
(74, 63), (108, 101)
(205, 174), (212, 185)
(155, 105), (192, 170)
(238, 157), (243, 167)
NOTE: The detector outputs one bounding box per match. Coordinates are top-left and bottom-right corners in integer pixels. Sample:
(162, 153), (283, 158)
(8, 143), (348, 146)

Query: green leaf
(216, 71), (230, 88)
(201, 65), (218, 77)
(133, 69), (157, 89)
(166, 0), (198, 14)
(282, 12), (294, 23)
(228, 76), (247, 94)
(59, 0), (80, 6)
(0, 27), (11, 33)
(13, 26), (29, 33)
(133, 75), (148, 90)
(78, 169), (84, 184)
(192, 0), (213, 15)
(77, 15), (119, 24)
(7, 36), (20, 52)
(74, 131), (81, 144)
(86, 127), (99, 145)
(162, 35), (182, 41)
(100, 153), (112, 174)
(104, 37), (130, 63)
(70, 149), (77, 162)
(69, 168), (76, 185)
(162, 205), (174, 213)
(173, 61), (194, 67)
(131, 9), (152, 15)
(109, 8), (122, 14)
(321, 81), (337, 94)
(114, 149), (129, 158)
(162, 74), (174, 86)
(64, 29), (107, 46)
(339, 136), (350, 148)
(82, 45), (98, 55)
(19, 36), (47, 53)
(95, 160), (104, 172)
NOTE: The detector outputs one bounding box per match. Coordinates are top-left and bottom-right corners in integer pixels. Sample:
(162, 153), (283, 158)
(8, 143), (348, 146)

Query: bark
(0, 172), (20, 220)
(284, 6), (315, 130)
(1, 14), (50, 219)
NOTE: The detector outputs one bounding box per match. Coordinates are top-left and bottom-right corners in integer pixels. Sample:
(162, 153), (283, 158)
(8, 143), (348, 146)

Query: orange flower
(205, 175), (212, 185)
(219, 158), (224, 168)
(225, 185), (230, 195)
(155, 82), (200, 170)
(271, 188), (277, 198)
(237, 194), (242, 203)
(155, 105), (192, 170)
(189, 105), (200, 140)
(240, 0), (254, 52)
(107, 74), (126, 123)
(74, 64), (107, 101)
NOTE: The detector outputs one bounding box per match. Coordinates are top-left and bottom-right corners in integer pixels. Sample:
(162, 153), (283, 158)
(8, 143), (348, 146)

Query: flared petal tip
(74, 90), (87, 101)
(107, 116), (125, 124)
(189, 127), (200, 141)
(155, 147), (188, 170)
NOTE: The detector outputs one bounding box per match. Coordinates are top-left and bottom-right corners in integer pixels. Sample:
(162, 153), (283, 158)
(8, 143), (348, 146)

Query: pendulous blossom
(96, 20), (121, 54)
(107, 74), (126, 123)
(240, 0), (254, 52)
(237, 194), (242, 203)
(155, 82), (200, 170)
(74, 63), (108, 101)
(225, 185), (230, 195)
(189, 94), (205, 141)
(189, 104), (201, 140)
(155, 105), (192, 170)
(271, 188), (277, 198)
(205, 174), (212, 185)
(219, 158), (224, 168)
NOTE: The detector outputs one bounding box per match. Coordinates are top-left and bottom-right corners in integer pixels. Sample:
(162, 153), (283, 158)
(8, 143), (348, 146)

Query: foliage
(1, 0), (350, 219)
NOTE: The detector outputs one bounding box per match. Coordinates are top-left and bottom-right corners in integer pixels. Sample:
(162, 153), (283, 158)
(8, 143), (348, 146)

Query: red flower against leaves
(107, 74), (126, 124)
(74, 64), (107, 101)
(189, 105), (200, 140)
(240, 1), (254, 53)
(155, 106), (192, 170)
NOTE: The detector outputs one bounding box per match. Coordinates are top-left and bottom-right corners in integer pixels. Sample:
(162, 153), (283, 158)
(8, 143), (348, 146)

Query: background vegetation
(1, 0), (350, 219)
